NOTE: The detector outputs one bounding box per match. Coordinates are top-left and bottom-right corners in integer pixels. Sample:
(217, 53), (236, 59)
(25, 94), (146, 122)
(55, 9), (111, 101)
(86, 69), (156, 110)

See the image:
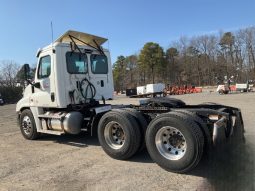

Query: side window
(38, 55), (51, 79)
(90, 54), (108, 74)
(66, 52), (88, 74)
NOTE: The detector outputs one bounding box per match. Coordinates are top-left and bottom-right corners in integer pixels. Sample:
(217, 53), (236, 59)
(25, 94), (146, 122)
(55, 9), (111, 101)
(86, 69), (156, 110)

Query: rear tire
(20, 109), (39, 140)
(98, 110), (141, 160)
(123, 108), (148, 151)
(174, 110), (212, 154)
(145, 112), (204, 173)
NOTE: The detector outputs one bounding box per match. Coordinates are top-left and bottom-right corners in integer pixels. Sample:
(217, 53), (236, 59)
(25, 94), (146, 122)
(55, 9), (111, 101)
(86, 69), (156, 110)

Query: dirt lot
(0, 92), (254, 191)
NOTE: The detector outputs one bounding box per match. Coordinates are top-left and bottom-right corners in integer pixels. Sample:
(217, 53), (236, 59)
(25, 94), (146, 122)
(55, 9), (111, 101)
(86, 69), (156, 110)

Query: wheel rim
(155, 126), (187, 160)
(22, 116), (32, 135)
(104, 121), (125, 149)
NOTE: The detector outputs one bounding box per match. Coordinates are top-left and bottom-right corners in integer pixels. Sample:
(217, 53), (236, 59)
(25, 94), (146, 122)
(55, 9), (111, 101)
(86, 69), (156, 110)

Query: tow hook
(212, 116), (227, 146)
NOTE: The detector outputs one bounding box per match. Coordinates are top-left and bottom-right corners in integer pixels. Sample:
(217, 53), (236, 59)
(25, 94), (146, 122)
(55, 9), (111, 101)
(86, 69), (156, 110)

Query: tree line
(0, 61), (23, 103)
(113, 26), (255, 92)
(0, 60), (19, 87)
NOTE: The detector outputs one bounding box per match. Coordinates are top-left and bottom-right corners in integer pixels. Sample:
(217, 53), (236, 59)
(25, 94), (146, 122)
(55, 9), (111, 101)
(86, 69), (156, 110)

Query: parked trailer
(16, 31), (244, 173)
(130, 91), (163, 98)
(130, 83), (165, 98)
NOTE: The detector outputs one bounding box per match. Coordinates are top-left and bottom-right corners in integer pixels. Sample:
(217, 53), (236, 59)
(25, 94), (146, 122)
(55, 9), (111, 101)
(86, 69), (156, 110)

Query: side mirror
(24, 64), (31, 80)
(34, 82), (40, 88)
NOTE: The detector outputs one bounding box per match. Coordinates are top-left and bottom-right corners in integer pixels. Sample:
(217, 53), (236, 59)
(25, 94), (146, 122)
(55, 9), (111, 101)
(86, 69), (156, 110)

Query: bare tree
(0, 60), (20, 87)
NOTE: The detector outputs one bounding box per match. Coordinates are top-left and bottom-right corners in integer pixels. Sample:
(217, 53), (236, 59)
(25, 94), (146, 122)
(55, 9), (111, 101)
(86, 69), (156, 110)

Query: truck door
(89, 53), (113, 100)
(30, 53), (57, 107)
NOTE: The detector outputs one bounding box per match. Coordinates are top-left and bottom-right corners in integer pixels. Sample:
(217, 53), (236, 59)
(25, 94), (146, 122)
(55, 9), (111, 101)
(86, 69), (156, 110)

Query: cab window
(38, 55), (51, 79)
(90, 54), (108, 74)
(66, 52), (88, 74)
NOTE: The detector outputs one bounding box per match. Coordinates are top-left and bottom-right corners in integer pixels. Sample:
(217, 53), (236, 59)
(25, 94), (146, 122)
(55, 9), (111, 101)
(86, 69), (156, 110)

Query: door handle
(101, 80), (104, 87)
(51, 92), (55, 102)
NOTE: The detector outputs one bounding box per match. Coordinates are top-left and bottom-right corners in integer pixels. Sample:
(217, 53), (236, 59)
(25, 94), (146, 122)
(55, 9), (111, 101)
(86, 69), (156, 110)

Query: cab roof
(55, 30), (108, 47)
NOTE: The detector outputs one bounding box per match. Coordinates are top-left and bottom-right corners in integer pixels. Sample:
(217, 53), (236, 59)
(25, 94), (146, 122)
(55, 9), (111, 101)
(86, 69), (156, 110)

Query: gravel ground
(0, 92), (254, 191)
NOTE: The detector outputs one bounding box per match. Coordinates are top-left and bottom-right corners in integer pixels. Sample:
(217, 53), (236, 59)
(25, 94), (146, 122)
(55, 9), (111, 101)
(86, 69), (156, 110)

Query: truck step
(37, 129), (64, 135)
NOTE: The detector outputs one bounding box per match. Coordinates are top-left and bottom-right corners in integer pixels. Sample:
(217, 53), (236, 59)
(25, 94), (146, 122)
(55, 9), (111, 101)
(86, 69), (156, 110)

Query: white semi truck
(16, 30), (244, 173)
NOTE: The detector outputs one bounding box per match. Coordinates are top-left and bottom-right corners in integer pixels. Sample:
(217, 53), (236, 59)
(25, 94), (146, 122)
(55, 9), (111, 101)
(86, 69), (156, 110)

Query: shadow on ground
(190, 139), (254, 191)
(129, 149), (153, 163)
(39, 132), (154, 163)
(38, 132), (254, 190)
(38, 132), (100, 147)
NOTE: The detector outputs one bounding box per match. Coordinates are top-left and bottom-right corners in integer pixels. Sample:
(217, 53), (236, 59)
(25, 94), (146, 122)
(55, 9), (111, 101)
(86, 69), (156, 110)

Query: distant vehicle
(132, 83), (165, 98)
(236, 83), (249, 92)
(217, 79), (253, 94)
(216, 76), (233, 95)
(216, 76), (254, 94)
(217, 84), (230, 94)
(0, 93), (4, 105)
(236, 80), (254, 92)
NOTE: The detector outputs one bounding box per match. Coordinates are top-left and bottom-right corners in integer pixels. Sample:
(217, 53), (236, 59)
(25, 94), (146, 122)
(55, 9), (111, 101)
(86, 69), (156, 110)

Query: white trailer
(236, 83), (249, 92)
(146, 83), (165, 94)
(137, 86), (146, 95)
(16, 31), (245, 173)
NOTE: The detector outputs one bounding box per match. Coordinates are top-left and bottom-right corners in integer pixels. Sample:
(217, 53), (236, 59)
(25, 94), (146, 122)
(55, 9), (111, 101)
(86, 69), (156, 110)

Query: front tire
(145, 112), (204, 173)
(20, 109), (39, 140)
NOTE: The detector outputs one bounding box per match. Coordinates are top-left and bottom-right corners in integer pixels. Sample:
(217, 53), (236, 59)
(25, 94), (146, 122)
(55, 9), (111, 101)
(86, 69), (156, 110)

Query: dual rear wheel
(97, 110), (145, 160)
(98, 109), (205, 173)
(145, 112), (204, 173)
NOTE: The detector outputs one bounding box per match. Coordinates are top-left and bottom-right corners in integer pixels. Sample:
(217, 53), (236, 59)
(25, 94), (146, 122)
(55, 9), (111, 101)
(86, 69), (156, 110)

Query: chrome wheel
(104, 121), (125, 149)
(22, 116), (32, 135)
(155, 126), (187, 160)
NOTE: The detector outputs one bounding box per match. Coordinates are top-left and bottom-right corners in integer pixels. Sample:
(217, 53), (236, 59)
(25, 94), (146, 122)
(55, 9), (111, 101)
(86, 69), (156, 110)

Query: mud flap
(212, 117), (227, 146)
(232, 110), (245, 143)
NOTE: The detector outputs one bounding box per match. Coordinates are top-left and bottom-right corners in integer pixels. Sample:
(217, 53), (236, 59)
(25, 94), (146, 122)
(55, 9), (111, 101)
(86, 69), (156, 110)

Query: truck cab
(17, 30), (113, 110)
(17, 30), (114, 136)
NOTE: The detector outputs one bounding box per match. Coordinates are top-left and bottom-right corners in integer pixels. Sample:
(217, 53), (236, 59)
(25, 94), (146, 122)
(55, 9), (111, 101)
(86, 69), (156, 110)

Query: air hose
(79, 78), (96, 103)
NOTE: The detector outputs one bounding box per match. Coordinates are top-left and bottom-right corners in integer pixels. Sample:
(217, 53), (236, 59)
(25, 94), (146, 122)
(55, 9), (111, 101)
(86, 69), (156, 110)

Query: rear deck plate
(94, 105), (112, 114)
